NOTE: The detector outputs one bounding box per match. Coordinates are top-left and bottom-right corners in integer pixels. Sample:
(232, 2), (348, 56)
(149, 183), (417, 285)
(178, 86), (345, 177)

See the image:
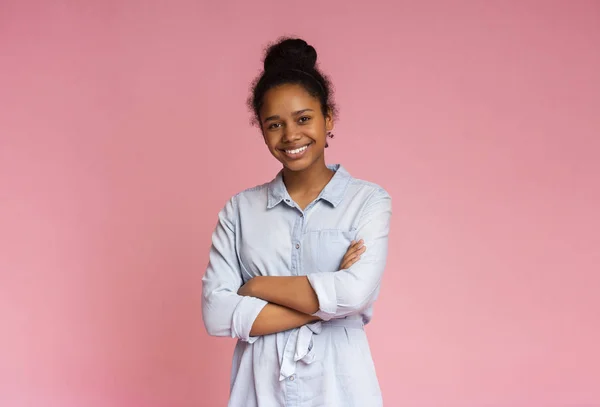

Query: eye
(298, 116), (311, 124)
(267, 122), (282, 130)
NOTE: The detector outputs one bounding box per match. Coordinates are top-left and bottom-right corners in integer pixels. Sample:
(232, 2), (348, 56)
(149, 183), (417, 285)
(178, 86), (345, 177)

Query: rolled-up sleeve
(201, 196), (268, 343)
(307, 188), (392, 321)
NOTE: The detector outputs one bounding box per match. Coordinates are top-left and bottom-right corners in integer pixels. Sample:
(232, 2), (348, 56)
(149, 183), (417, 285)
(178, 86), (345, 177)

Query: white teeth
(286, 145), (308, 154)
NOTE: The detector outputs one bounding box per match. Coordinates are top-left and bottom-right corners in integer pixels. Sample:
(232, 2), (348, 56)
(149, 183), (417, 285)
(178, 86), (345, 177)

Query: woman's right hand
(339, 239), (366, 270)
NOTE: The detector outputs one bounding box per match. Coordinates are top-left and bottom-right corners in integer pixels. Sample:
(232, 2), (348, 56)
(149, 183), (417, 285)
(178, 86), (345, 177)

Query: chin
(276, 155), (313, 172)
(283, 162), (311, 172)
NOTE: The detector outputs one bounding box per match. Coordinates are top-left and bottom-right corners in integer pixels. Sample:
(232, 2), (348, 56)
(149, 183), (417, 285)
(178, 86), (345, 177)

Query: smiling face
(259, 83), (333, 172)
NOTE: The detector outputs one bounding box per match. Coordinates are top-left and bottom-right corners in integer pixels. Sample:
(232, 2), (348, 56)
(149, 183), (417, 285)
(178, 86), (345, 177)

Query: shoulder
(219, 181), (271, 214)
(350, 178), (390, 196)
(346, 175), (392, 204)
(345, 178), (392, 225)
(338, 168), (392, 220)
(334, 164), (391, 201)
(231, 181), (271, 204)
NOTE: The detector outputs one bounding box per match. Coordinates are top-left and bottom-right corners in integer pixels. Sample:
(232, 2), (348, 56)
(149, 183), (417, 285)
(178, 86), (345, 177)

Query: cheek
(263, 135), (280, 151)
(311, 130), (327, 145)
(261, 131), (273, 144)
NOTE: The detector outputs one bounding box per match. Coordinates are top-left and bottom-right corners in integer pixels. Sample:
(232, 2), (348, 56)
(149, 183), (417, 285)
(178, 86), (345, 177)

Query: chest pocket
(307, 229), (358, 273)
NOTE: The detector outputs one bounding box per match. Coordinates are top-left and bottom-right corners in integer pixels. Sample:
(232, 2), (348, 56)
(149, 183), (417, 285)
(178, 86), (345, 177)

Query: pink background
(1, 1), (599, 406)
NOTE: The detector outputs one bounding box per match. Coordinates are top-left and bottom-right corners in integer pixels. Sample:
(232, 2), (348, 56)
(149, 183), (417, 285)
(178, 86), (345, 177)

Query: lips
(285, 145), (309, 154)
(279, 142), (312, 159)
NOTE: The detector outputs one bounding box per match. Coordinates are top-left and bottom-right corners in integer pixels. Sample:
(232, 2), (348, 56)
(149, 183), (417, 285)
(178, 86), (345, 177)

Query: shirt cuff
(231, 296), (268, 343)
(307, 272), (337, 321)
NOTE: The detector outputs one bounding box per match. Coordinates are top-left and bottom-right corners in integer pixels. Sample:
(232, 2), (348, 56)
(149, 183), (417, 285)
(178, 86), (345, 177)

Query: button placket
(290, 206), (303, 277)
(285, 206), (309, 404)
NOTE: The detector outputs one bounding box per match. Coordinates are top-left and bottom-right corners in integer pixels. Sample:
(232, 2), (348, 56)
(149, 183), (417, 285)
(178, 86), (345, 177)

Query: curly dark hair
(248, 37), (338, 129)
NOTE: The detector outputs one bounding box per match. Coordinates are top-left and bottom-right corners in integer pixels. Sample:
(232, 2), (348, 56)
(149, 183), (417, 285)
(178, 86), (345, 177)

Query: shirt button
(295, 243), (300, 249)
(289, 375), (295, 381)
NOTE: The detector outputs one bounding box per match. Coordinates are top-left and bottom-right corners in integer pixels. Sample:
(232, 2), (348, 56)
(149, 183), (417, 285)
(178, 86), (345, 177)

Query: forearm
(248, 276), (320, 315)
(249, 302), (320, 336)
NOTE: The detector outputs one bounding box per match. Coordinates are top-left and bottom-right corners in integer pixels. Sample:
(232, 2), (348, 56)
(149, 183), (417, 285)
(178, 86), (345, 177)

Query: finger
(346, 243), (366, 259)
(344, 239), (364, 256)
(341, 244), (365, 267)
(341, 247), (366, 269)
(348, 239), (363, 249)
(349, 248), (366, 262)
(353, 239), (364, 248)
(340, 240), (365, 267)
(341, 257), (358, 269)
(344, 240), (357, 254)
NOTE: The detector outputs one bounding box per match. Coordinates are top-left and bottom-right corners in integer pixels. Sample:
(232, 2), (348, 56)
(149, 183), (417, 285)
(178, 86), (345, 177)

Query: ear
(325, 107), (334, 132)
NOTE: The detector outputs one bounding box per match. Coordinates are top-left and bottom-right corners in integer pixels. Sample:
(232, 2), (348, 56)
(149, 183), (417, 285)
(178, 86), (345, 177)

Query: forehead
(260, 83), (320, 116)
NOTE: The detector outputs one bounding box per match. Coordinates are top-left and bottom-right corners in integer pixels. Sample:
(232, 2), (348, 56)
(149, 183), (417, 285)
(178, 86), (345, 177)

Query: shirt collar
(267, 164), (352, 209)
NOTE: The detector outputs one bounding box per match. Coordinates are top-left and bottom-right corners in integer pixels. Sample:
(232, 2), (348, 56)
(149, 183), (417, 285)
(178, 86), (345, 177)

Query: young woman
(202, 37), (392, 407)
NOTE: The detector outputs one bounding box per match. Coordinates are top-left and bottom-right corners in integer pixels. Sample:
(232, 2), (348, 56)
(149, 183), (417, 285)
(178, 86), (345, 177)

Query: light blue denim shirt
(202, 164), (392, 407)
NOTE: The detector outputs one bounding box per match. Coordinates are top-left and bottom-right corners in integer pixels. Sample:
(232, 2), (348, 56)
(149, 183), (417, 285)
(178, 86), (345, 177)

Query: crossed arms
(201, 189), (391, 342)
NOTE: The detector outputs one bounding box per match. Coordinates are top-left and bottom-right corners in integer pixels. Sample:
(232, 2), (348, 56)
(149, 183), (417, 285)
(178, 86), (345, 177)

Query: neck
(282, 160), (334, 195)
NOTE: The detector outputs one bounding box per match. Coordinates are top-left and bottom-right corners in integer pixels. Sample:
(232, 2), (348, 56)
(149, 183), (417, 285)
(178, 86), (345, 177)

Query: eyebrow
(263, 109), (314, 124)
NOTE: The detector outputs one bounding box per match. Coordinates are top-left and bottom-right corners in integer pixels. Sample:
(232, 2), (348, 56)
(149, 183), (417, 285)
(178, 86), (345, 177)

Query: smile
(280, 143), (312, 159)
(286, 145), (308, 154)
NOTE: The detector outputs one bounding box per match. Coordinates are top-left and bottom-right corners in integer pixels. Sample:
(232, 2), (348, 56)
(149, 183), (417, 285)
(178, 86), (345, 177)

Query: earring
(325, 131), (334, 148)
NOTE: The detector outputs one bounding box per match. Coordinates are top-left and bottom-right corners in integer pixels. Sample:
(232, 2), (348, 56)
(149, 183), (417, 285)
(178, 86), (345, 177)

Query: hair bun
(263, 38), (317, 72)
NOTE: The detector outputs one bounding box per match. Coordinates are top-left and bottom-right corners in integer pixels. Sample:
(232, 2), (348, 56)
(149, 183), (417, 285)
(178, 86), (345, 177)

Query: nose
(282, 122), (301, 143)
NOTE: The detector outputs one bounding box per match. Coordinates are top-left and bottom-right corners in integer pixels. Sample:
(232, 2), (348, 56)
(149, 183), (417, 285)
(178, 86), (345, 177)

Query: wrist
(308, 314), (321, 323)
